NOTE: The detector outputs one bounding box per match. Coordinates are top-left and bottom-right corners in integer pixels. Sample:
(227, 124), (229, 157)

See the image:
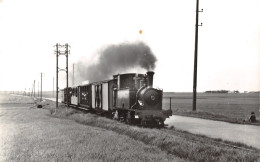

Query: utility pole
(41, 72), (42, 101)
(38, 81), (39, 97)
(56, 44), (58, 109)
(33, 80), (35, 97)
(55, 43), (70, 109)
(53, 77), (54, 97)
(73, 64), (74, 86)
(31, 83), (33, 97)
(192, 0), (203, 111)
(66, 43), (69, 107)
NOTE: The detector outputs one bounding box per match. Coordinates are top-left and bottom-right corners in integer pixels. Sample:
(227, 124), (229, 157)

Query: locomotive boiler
(61, 71), (172, 127)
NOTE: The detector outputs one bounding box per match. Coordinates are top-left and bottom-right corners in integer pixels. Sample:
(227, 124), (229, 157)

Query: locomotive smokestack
(146, 71), (154, 87)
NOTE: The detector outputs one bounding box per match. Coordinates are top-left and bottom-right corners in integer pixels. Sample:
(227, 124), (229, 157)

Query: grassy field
(0, 94), (183, 161)
(1, 94), (260, 161)
(8, 90), (260, 125)
(163, 92), (260, 125)
(43, 101), (260, 162)
(21, 90), (260, 125)
(0, 93), (35, 104)
(13, 90), (260, 124)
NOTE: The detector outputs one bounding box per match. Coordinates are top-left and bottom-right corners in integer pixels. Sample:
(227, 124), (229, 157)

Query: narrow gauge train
(60, 71), (172, 127)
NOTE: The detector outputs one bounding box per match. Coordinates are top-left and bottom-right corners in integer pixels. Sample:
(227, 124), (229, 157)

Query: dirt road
(165, 115), (260, 149)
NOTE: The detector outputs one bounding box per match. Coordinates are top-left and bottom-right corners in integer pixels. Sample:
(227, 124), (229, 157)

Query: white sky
(0, 0), (259, 92)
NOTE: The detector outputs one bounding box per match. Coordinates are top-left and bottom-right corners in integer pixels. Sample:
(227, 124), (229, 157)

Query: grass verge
(174, 110), (260, 126)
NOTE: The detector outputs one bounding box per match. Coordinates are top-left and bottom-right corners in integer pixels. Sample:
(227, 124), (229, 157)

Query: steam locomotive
(60, 71), (172, 127)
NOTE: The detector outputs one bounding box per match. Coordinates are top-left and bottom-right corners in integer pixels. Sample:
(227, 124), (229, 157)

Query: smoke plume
(72, 42), (157, 85)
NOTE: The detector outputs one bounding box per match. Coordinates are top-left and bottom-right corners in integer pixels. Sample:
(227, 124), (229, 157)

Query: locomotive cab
(113, 72), (163, 111)
(112, 71), (171, 127)
(113, 73), (141, 109)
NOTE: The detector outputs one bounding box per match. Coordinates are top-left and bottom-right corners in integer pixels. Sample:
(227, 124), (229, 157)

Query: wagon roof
(79, 79), (113, 86)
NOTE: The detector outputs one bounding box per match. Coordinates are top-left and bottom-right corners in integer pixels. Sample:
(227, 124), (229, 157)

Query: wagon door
(94, 84), (102, 109)
(92, 85), (95, 108)
(102, 83), (109, 111)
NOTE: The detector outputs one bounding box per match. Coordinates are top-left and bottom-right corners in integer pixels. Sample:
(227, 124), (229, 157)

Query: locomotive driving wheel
(157, 118), (164, 128)
(113, 110), (119, 120)
(125, 111), (135, 125)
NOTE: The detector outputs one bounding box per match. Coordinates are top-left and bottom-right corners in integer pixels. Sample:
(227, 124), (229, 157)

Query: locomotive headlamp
(138, 100), (144, 106)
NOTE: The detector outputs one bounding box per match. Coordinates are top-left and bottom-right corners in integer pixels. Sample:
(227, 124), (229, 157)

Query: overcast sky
(0, 0), (259, 92)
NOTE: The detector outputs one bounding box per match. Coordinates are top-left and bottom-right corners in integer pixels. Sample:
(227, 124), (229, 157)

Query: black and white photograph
(0, 0), (259, 161)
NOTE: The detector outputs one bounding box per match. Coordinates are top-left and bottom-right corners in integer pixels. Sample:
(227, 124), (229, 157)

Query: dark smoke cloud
(71, 42), (157, 85)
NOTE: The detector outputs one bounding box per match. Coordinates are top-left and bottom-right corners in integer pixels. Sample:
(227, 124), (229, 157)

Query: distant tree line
(204, 90), (240, 94)
(204, 90), (260, 94)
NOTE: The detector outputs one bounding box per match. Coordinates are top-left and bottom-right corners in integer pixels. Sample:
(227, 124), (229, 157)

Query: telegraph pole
(32, 83), (34, 97)
(38, 81), (39, 97)
(33, 80), (35, 97)
(53, 77), (54, 97)
(192, 0), (203, 111)
(55, 43), (70, 109)
(73, 64), (74, 86)
(31, 85), (33, 97)
(56, 43), (58, 109)
(41, 72), (42, 101)
(66, 43), (69, 107)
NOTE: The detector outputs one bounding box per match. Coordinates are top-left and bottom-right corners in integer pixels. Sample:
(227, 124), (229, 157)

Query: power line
(54, 43), (70, 109)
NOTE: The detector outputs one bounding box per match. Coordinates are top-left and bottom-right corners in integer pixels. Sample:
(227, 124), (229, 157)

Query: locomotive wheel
(126, 111), (134, 125)
(113, 110), (119, 120)
(118, 110), (125, 122)
(126, 113), (131, 124)
(114, 110), (124, 122)
(157, 118), (165, 128)
(141, 119), (146, 126)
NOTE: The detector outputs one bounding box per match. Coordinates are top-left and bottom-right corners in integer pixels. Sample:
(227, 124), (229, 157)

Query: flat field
(0, 94), (182, 161)
(163, 92), (260, 125)
(1, 94), (259, 161)
(21, 91), (260, 124)
(17, 90), (260, 124)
